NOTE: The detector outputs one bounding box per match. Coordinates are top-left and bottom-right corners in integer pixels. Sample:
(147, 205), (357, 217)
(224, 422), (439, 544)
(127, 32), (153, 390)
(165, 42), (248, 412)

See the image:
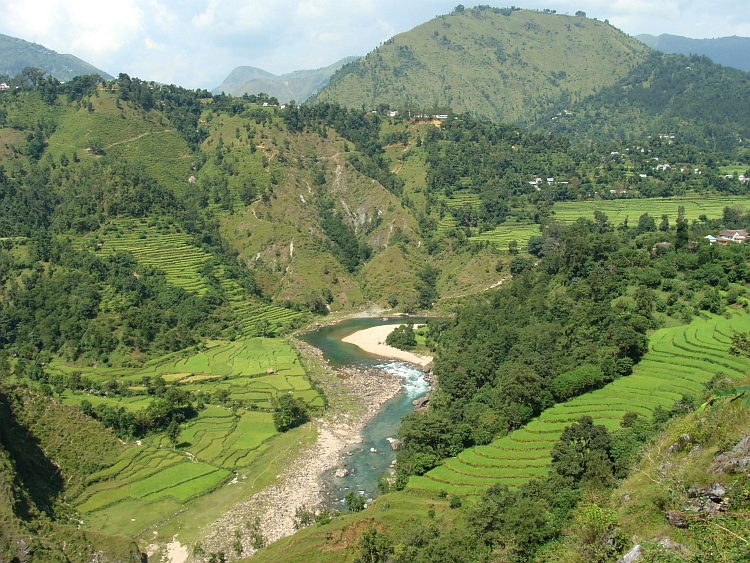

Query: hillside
(0, 33), (112, 81)
(637, 33), (750, 72)
(539, 52), (750, 151)
(311, 7), (648, 124)
(213, 57), (359, 103)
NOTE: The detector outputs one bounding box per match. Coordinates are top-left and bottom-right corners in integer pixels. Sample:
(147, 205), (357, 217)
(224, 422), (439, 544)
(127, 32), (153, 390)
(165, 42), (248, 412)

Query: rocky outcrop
(617, 545), (642, 563)
(711, 435), (750, 474)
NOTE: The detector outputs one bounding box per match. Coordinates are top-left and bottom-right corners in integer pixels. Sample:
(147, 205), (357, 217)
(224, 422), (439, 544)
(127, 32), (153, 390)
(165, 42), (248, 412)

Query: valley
(1, 6), (750, 563)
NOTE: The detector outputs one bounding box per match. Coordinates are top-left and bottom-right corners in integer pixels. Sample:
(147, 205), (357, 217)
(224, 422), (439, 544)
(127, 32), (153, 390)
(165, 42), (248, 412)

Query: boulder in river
(386, 438), (402, 450)
(335, 468), (349, 478)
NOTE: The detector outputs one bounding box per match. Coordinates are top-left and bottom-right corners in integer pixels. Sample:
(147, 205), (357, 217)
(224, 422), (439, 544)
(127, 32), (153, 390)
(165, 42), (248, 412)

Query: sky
(0, 0), (748, 89)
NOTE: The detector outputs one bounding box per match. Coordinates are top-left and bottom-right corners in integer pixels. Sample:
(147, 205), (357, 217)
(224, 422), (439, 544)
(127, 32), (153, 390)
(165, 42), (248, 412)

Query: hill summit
(311, 6), (648, 124)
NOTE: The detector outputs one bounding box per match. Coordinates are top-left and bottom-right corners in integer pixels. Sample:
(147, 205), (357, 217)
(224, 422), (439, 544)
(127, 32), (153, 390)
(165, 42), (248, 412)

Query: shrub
(551, 364), (604, 401)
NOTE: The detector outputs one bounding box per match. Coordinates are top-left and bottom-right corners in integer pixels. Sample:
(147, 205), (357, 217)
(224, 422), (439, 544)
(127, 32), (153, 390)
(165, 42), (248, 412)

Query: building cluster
(705, 230), (749, 245)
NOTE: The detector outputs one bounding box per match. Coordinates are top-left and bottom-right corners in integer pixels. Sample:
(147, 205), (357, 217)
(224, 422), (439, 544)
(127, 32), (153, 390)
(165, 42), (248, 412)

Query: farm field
(461, 195), (750, 249)
(90, 218), (306, 336)
(64, 336), (323, 539)
(409, 310), (750, 494)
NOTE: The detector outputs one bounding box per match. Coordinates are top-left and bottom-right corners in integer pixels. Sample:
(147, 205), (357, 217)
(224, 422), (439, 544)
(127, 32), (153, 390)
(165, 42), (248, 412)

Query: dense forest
(541, 52), (750, 152)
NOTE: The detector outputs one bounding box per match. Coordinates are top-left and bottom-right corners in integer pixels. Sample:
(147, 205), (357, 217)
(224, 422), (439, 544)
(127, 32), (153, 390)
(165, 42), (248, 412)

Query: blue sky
(1, 1), (748, 89)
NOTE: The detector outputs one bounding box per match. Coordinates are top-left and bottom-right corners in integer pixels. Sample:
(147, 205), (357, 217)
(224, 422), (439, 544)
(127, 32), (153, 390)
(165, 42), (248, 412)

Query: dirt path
(105, 129), (173, 149)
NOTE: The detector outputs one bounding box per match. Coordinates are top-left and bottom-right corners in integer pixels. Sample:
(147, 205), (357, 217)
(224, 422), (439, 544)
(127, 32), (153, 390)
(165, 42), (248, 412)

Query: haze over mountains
(212, 57), (359, 103)
(636, 34), (750, 72)
(0, 33), (112, 81)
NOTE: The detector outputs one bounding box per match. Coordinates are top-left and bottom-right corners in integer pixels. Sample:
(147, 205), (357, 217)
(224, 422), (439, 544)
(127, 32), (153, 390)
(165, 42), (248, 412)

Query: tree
(273, 394), (309, 432)
(386, 324), (417, 350)
(166, 418), (181, 448)
(636, 213), (656, 233)
(345, 491), (366, 513)
(357, 527), (393, 563)
(575, 10), (586, 17)
(659, 214), (670, 232)
(508, 240), (518, 255)
(551, 416), (613, 485)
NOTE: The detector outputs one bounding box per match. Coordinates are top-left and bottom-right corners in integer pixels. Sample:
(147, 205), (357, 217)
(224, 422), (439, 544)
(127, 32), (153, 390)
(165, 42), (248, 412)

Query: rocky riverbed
(195, 343), (404, 560)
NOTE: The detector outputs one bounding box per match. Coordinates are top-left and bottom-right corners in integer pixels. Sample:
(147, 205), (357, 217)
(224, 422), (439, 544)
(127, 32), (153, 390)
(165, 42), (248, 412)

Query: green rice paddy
(92, 218), (306, 336)
(409, 311), (750, 494)
(67, 335), (323, 535)
(454, 195), (750, 250)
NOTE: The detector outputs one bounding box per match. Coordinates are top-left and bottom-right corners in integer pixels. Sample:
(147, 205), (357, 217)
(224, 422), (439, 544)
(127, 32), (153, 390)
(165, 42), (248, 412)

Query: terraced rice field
(76, 446), (232, 513)
(94, 219), (305, 335)
(470, 223), (542, 249)
(62, 334), (324, 522)
(551, 197), (750, 225)
(466, 196), (750, 250)
(409, 311), (750, 494)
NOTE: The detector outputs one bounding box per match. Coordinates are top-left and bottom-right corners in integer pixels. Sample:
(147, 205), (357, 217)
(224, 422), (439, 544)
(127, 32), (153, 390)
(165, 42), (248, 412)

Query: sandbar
(342, 324), (433, 367)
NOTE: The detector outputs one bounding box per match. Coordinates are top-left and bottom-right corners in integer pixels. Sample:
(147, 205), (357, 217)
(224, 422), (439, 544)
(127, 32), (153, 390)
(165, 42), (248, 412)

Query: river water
(300, 317), (431, 507)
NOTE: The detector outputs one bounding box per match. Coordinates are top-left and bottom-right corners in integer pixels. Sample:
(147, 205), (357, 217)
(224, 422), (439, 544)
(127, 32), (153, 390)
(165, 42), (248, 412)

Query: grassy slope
(312, 9), (648, 124)
(0, 385), (142, 562)
(410, 310), (750, 493)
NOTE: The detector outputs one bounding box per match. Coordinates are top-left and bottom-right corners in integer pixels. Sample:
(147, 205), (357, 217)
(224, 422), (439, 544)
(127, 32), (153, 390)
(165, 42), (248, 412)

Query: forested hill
(637, 33), (750, 72)
(538, 52), (750, 152)
(310, 6), (648, 124)
(0, 33), (112, 81)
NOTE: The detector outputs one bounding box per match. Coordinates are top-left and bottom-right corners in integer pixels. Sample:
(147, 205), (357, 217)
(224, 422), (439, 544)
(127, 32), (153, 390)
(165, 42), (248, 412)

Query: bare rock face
(710, 435), (750, 474)
(617, 544), (642, 563)
(666, 434), (692, 454)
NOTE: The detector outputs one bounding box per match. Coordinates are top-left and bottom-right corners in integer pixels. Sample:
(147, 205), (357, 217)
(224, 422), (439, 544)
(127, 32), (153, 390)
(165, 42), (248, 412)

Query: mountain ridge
(0, 32), (112, 81)
(636, 33), (750, 72)
(213, 56), (359, 103)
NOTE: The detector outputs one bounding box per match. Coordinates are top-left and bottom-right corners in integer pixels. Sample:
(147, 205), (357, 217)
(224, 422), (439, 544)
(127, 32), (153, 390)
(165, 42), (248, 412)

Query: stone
(617, 544), (642, 563)
(665, 511), (688, 528)
(334, 468), (348, 478)
(386, 437), (402, 450)
(710, 435), (750, 474)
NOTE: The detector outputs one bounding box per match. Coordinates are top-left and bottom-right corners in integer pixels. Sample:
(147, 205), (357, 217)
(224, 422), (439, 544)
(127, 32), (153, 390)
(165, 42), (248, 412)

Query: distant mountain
(311, 7), (649, 124)
(636, 33), (750, 72)
(0, 33), (112, 81)
(213, 57), (359, 103)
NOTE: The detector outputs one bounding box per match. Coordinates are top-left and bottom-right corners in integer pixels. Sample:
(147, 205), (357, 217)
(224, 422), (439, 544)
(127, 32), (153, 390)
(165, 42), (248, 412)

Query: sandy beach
(342, 325), (433, 367)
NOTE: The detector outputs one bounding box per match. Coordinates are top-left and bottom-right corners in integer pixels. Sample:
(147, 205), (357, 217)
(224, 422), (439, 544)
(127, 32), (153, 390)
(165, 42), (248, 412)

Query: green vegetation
(386, 324), (417, 350)
(410, 312), (750, 492)
(313, 8), (648, 124)
(0, 33), (112, 81)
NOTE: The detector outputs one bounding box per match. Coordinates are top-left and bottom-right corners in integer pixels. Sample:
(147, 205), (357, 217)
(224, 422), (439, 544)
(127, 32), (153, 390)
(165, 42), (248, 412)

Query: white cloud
(0, 0), (748, 89)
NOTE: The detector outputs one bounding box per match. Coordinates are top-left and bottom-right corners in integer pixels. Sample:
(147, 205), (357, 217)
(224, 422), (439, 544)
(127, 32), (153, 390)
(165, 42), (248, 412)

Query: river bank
(195, 339), (405, 560)
(341, 325), (433, 367)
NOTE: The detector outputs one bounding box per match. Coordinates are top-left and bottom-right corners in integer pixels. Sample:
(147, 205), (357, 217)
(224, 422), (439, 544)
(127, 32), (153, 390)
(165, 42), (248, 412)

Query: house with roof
(704, 235), (717, 245)
(0, 82), (8, 90)
(718, 229), (749, 244)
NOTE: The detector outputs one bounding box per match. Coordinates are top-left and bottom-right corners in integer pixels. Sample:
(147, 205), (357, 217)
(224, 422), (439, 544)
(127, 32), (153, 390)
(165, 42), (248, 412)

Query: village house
(718, 229), (749, 244)
(656, 163), (671, 171)
(704, 235), (717, 245)
(0, 82), (8, 90)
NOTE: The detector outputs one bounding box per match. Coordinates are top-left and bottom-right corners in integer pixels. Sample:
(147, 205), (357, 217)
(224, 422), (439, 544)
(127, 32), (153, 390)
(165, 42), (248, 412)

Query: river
(300, 317), (431, 507)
